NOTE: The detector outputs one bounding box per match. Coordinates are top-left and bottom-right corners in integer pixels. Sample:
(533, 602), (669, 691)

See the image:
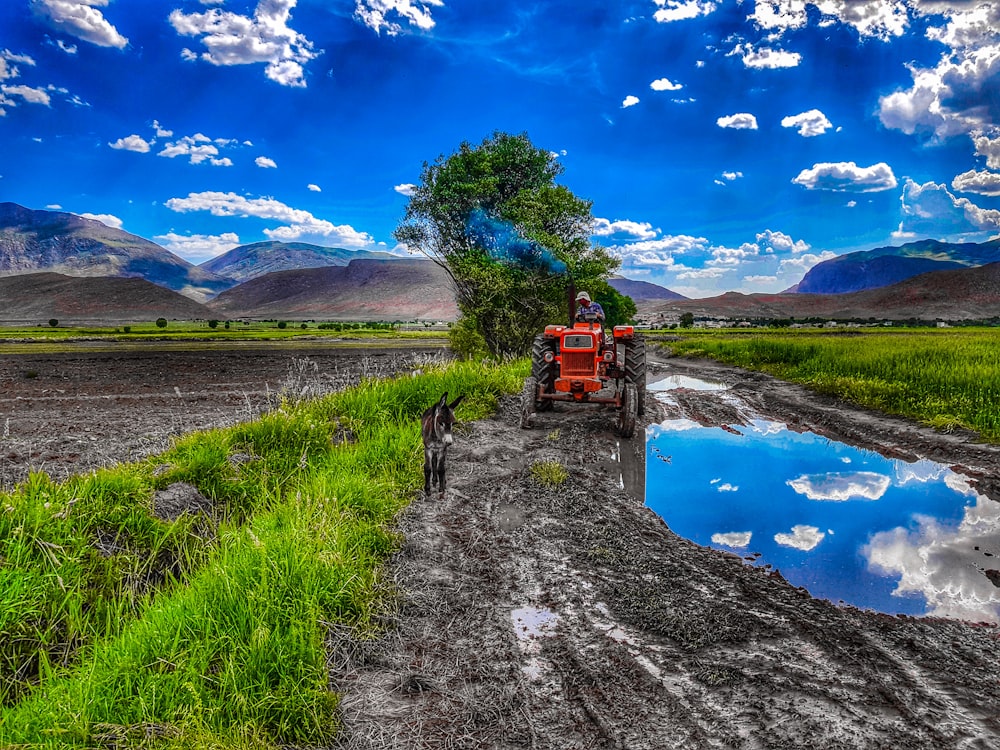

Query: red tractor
(520, 313), (646, 438)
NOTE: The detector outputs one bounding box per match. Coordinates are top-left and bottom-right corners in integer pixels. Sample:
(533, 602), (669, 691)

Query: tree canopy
(395, 131), (623, 356)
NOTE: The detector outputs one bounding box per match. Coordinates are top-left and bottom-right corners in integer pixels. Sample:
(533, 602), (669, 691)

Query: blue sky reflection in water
(645, 409), (1000, 624)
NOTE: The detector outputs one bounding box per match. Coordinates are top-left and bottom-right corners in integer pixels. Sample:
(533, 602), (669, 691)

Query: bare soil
(2, 342), (999, 748)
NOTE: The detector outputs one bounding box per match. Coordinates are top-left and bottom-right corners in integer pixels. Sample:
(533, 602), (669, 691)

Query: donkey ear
(449, 394), (465, 410)
(438, 392), (449, 407)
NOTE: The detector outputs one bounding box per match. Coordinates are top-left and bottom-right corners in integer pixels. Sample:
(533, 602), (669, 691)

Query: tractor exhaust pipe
(567, 278), (576, 327)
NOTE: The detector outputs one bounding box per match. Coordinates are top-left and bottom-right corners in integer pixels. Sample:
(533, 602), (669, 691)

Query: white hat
(576, 291), (591, 302)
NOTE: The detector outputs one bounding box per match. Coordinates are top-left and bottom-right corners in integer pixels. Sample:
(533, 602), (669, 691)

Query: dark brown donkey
(421, 392), (464, 498)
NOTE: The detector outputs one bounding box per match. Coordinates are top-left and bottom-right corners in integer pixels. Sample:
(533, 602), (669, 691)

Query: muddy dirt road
(1, 343), (998, 748)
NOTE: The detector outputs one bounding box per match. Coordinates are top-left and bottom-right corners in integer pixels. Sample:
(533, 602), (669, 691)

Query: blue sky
(2, 0), (999, 298)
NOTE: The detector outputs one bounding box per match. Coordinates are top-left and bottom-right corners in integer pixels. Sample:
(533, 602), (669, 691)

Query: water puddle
(649, 374), (728, 392)
(645, 394), (1000, 623)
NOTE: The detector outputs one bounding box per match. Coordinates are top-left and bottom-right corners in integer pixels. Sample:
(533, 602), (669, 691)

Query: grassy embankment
(664, 327), (1000, 441)
(0, 358), (525, 748)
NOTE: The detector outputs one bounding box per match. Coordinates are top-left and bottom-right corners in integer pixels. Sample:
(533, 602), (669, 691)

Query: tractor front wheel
(616, 382), (638, 438)
(520, 376), (538, 429)
(624, 335), (647, 416)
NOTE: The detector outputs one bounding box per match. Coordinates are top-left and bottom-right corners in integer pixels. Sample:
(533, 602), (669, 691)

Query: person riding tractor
(574, 291), (605, 323)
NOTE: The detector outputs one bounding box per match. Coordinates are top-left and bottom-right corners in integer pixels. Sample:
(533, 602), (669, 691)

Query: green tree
(48, 319), (58, 328)
(208, 319), (219, 329)
(592, 282), (637, 328)
(679, 312), (695, 329)
(155, 318), (168, 329)
(395, 131), (619, 357)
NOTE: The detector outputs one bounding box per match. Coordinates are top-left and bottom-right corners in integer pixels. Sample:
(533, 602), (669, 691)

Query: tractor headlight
(544, 351), (555, 363)
(603, 351), (614, 362)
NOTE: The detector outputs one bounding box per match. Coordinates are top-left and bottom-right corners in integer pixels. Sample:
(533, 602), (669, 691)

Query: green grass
(665, 327), (1000, 441)
(0, 357), (527, 748)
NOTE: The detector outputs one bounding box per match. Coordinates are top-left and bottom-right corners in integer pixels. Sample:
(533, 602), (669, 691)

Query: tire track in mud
(330, 356), (1000, 750)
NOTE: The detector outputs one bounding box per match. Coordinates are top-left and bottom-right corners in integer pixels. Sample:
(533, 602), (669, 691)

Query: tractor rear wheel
(520, 376), (538, 429)
(531, 334), (556, 411)
(616, 382), (638, 438)
(624, 335), (647, 416)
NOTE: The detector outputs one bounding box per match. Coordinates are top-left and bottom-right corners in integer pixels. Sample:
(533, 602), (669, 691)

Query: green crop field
(663, 326), (1000, 441)
(0, 358), (526, 748)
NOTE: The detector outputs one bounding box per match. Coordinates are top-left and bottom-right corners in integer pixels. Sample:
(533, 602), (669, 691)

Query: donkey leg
(423, 449), (433, 495)
(436, 451), (447, 498)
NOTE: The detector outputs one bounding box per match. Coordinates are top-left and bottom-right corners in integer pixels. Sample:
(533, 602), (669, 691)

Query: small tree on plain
(155, 318), (168, 329)
(48, 319), (58, 328)
(208, 319), (219, 329)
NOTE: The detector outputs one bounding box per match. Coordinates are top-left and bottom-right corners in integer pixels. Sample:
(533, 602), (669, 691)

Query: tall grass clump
(671, 328), (1000, 440)
(0, 357), (527, 748)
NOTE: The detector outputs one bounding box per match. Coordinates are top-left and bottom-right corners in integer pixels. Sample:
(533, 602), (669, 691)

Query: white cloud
(394, 183), (417, 196)
(717, 112), (758, 130)
(650, 77), (683, 91)
(592, 218), (657, 240)
(165, 191), (375, 247)
(774, 524), (825, 551)
(608, 234), (709, 270)
(896, 177), (1000, 238)
(0, 85), (51, 106)
(354, 0), (444, 36)
(0, 51), (35, 82)
(157, 133), (237, 166)
(716, 482), (739, 492)
(865, 494), (1000, 622)
(33, 0), (129, 49)
(78, 212), (123, 229)
(721, 171), (743, 181)
(622, 95), (640, 108)
(152, 120), (173, 138)
(756, 229), (809, 254)
(108, 134), (151, 153)
(750, 0), (910, 42)
(951, 169), (1000, 196)
(778, 250), (838, 274)
(781, 109), (833, 137)
(154, 231), (241, 262)
(792, 161), (897, 192)
(894, 459), (946, 486)
(787, 471), (891, 501)
(711, 531), (752, 548)
(169, 0), (320, 87)
(653, 0), (716, 23)
(730, 43), (801, 69)
(973, 134), (1000, 170)
(708, 241), (760, 267)
(56, 39), (78, 54)
(307, 183), (322, 192)
(255, 156), (278, 168)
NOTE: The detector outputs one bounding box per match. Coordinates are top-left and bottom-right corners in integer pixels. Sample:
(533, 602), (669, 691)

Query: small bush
(155, 318), (168, 329)
(530, 460), (568, 487)
(277, 321), (288, 330)
(48, 319), (58, 328)
(208, 320), (219, 329)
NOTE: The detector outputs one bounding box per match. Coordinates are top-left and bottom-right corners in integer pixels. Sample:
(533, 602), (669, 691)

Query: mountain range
(2, 202), (1000, 325)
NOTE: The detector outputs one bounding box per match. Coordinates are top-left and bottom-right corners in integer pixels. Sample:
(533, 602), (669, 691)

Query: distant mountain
(795, 238), (1000, 294)
(199, 240), (400, 283)
(0, 272), (214, 323)
(207, 258), (458, 321)
(0, 202), (234, 303)
(608, 277), (687, 301)
(642, 262), (1000, 322)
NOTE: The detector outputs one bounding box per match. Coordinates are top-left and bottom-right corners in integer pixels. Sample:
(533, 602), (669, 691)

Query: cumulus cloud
(255, 156), (277, 168)
(165, 191), (375, 247)
(650, 77), (683, 91)
(169, 0), (320, 87)
(711, 531), (752, 548)
(896, 177), (1000, 238)
(778, 250), (837, 274)
(78, 212), (123, 229)
(394, 183), (417, 196)
(592, 218), (657, 240)
(717, 112), (758, 130)
(973, 134), (1000, 170)
(307, 183), (322, 192)
(608, 234), (709, 271)
(0, 84), (51, 107)
(33, 0), (129, 49)
(154, 231), (241, 262)
(622, 95), (640, 108)
(153, 120), (173, 138)
(792, 161), (897, 192)
(730, 43), (801, 69)
(787, 471), (891, 501)
(354, 0), (444, 36)
(757, 229), (809, 254)
(781, 109), (833, 137)
(653, 0), (717, 23)
(750, 0), (910, 41)
(158, 133), (236, 166)
(108, 134), (152, 153)
(774, 524), (825, 551)
(865, 494), (1000, 622)
(951, 169), (1000, 196)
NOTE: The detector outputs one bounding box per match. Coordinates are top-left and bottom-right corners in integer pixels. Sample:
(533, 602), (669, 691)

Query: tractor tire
(624, 335), (647, 416)
(616, 382), (638, 438)
(520, 376), (538, 429)
(531, 334), (557, 411)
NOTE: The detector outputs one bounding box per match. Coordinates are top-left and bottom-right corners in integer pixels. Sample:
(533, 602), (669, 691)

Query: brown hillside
(207, 258), (458, 321)
(642, 262), (1000, 321)
(0, 272), (214, 324)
